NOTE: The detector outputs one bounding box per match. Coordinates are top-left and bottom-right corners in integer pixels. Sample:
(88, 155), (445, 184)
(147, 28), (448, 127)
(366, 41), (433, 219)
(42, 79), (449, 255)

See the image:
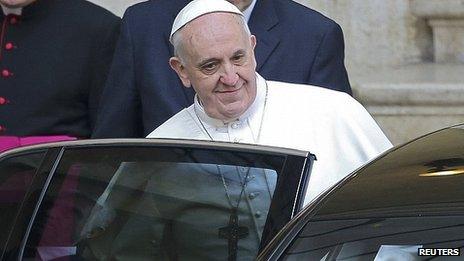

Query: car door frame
(0, 139), (314, 260)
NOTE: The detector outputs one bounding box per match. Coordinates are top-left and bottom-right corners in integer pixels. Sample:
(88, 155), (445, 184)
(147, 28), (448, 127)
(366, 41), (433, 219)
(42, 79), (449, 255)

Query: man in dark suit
(93, 0), (351, 138)
(0, 0), (119, 143)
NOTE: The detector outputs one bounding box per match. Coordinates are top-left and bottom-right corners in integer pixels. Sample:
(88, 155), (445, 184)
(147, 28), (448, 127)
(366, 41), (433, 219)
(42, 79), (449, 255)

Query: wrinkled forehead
(179, 12), (250, 56)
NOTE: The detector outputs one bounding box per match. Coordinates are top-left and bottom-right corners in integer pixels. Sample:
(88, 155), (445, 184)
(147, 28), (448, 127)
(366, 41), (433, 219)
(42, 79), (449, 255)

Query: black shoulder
(43, 0), (120, 44)
(56, 0), (119, 22)
(271, 0), (339, 31)
(124, 0), (190, 20)
(43, 0), (119, 33)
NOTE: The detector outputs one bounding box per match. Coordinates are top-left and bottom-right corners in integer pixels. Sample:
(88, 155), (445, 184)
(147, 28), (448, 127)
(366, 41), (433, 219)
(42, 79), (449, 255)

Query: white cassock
(147, 73), (393, 205)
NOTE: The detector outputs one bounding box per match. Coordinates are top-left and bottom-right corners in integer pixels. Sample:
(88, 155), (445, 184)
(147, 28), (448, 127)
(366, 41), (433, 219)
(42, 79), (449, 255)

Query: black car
(259, 124), (464, 260)
(0, 139), (314, 260)
(3, 124), (464, 260)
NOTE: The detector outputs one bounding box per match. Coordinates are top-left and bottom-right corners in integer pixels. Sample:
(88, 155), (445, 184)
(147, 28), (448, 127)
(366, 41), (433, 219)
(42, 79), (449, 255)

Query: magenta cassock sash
(0, 135), (77, 153)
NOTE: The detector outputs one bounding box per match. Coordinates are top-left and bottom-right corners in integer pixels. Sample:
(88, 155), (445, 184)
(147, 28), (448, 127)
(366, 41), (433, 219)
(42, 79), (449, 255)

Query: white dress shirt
(242, 0), (257, 22)
(1, 5), (22, 15)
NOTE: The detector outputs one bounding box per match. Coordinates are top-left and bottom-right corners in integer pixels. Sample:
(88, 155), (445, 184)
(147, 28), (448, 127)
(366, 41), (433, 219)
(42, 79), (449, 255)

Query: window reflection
(283, 216), (464, 260)
(0, 151), (46, 253)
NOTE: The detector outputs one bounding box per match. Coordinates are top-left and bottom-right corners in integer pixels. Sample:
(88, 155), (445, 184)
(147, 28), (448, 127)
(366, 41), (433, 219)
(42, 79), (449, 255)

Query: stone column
(411, 0), (464, 63)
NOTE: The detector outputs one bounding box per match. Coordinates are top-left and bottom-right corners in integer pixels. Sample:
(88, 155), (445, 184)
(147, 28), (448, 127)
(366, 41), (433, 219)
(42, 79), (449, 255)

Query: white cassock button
(255, 211), (262, 218)
(231, 122), (240, 129)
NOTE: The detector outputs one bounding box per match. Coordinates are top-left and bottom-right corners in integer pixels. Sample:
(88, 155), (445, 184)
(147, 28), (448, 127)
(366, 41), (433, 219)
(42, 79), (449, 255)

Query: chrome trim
(291, 157), (307, 218)
(0, 138), (310, 158)
(450, 123), (464, 130)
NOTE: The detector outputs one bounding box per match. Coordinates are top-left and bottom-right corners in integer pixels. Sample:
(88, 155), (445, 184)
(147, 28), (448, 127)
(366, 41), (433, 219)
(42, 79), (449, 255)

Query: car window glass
(22, 146), (287, 260)
(283, 214), (464, 260)
(0, 151), (46, 253)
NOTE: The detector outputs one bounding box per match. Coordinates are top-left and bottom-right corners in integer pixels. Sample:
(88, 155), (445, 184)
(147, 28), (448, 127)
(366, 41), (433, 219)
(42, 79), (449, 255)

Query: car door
(0, 139), (314, 260)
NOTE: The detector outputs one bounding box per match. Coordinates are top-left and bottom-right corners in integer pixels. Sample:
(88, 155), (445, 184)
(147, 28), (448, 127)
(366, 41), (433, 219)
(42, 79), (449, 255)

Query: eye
(200, 62), (218, 74)
(232, 54), (245, 64)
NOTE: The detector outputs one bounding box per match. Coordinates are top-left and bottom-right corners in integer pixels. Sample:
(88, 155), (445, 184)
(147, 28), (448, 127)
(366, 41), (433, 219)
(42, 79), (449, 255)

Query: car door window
(282, 214), (464, 260)
(21, 145), (308, 260)
(0, 151), (46, 254)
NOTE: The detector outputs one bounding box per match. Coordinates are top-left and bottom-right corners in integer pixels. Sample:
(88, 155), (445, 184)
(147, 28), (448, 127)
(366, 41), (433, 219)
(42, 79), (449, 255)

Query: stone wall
(298, 0), (464, 145)
(296, 0), (432, 70)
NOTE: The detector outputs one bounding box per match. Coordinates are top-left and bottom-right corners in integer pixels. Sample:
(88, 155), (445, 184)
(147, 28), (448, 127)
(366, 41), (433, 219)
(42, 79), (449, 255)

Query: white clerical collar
(1, 4), (22, 15)
(242, 0), (257, 22)
(193, 73), (267, 141)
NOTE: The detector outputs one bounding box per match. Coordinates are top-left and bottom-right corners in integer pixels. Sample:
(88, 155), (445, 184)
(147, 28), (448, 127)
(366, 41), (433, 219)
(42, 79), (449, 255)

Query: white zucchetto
(170, 0), (243, 42)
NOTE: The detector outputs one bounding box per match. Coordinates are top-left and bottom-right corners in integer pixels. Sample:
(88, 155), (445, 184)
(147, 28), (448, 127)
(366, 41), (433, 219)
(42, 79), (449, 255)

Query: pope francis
(78, 0), (394, 260)
(148, 0), (393, 204)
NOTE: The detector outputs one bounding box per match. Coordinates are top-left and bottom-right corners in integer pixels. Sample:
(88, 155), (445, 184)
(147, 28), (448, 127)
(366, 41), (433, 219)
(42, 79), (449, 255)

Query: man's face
(0, 0), (36, 8)
(170, 13), (257, 122)
(226, 0), (253, 11)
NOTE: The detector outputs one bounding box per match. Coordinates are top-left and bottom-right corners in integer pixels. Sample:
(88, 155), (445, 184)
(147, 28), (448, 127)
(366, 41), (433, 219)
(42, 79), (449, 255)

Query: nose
(219, 63), (239, 86)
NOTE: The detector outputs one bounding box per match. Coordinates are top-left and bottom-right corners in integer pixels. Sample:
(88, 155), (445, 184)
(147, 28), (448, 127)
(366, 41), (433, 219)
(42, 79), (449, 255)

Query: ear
(250, 35), (257, 50)
(249, 35), (258, 69)
(169, 57), (192, 88)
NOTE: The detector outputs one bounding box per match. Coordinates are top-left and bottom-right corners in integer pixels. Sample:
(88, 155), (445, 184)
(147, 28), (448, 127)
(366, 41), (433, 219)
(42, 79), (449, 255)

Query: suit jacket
(93, 0), (351, 138)
(0, 0), (120, 137)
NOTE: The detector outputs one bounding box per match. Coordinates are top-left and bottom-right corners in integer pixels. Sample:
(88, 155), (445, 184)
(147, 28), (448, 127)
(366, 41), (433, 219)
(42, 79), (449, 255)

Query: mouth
(217, 89), (239, 94)
(216, 84), (243, 94)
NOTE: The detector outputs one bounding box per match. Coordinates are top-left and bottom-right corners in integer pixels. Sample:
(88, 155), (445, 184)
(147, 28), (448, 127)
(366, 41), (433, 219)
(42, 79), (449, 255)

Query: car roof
(258, 124), (464, 260)
(314, 124), (464, 218)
